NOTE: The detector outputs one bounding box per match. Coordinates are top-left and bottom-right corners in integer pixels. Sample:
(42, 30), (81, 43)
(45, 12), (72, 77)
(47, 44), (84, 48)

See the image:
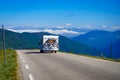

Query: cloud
(83, 25), (93, 29)
(7, 29), (40, 33)
(101, 25), (107, 28)
(78, 25), (120, 31)
(56, 26), (64, 29)
(6, 24), (120, 38)
(43, 29), (79, 34)
(100, 25), (120, 31)
(110, 26), (120, 31)
(7, 29), (80, 35)
(65, 23), (72, 26)
(0, 25), (15, 29)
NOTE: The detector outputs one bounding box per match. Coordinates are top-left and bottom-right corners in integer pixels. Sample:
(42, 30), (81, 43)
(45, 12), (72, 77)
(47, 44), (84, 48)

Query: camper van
(40, 35), (59, 53)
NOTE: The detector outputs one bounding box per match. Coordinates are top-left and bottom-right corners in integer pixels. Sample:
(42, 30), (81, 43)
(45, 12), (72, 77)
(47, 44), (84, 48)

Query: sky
(0, 0), (120, 32)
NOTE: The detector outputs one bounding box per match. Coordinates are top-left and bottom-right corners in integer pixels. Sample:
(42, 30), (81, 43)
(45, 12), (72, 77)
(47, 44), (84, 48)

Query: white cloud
(110, 26), (120, 31)
(7, 29), (40, 33)
(65, 23), (72, 26)
(44, 29), (79, 34)
(6, 24), (120, 38)
(1, 25), (15, 29)
(78, 25), (94, 30)
(78, 25), (120, 31)
(7, 29), (80, 35)
(100, 25), (120, 31)
(101, 25), (107, 28)
(56, 26), (64, 29)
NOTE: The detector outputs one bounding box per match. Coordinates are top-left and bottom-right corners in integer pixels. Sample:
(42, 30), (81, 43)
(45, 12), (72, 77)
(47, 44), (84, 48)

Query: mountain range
(7, 26), (91, 38)
(0, 29), (100, 56)
(72, 30), (120, 58)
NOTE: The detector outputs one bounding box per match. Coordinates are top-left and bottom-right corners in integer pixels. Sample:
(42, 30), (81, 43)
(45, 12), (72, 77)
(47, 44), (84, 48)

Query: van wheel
(40, 50), (43, 53)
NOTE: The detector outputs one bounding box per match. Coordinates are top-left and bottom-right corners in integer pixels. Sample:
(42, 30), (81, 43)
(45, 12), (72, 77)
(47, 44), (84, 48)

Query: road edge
(17, 51), (24, 80)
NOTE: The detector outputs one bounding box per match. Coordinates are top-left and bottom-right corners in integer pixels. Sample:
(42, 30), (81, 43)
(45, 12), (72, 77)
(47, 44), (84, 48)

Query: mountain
(103, 40), (120, 58)
(0, 29), (100, 56)
(0, 30), (49, 49)
(72, 30), (120, 58)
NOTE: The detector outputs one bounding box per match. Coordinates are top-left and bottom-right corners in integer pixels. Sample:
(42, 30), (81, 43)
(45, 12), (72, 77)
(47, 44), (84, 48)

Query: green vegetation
(99, 57), (120, 62)
(67, 52), (120, 62)
(0, 30), (100, 56)
(0, 49), (19, 80)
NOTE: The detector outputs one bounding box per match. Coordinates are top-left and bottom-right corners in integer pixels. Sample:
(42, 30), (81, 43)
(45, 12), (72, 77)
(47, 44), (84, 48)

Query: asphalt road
(17, 50), (120, 80)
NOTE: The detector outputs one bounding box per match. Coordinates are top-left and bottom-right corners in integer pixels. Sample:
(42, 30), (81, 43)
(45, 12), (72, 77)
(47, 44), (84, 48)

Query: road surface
(17, 50), (120, 80)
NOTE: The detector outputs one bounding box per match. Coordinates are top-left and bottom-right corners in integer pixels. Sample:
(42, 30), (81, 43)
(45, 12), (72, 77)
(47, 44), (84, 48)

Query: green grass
(82, 54), (120, 62)
(96, 56), (120, 62)
(63, 52), (120, 62)
(0, 49), (19, 80)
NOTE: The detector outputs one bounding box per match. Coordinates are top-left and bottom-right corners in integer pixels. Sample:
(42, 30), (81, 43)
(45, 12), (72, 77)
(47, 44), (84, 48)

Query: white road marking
(29, 74), (34, 80)
(25, 64), (29, 69)
(21, 57), (23, 60)
(22, 60), (26, 63)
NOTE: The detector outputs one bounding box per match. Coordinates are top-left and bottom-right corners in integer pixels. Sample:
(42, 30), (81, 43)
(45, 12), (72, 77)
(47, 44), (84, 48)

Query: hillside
(0, 29), (100, 56)
(72, 30), (120, 58)
(103, 40), (120, 58)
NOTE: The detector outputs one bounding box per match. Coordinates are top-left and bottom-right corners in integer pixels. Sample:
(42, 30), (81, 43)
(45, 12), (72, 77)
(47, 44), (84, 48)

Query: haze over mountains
(0, 27), (120, 58)
(7, 26), (89, 38)
(6, 25), (119, 38)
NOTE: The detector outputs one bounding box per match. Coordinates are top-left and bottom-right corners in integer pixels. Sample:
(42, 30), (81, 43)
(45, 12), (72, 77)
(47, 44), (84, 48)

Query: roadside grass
(0, 49), (19, 80)
(61, 52), (120, 62)
(81, 54), (120, 62)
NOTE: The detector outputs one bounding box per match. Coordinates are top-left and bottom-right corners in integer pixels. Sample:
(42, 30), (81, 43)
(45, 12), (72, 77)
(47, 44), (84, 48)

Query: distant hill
(0, 30), (50, 49)
(0, 29), (100, 56)
(72, 30), (120, 58)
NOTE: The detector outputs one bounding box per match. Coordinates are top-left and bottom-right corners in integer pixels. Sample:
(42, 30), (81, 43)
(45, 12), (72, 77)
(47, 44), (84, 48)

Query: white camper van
(40, 35), (59, 53)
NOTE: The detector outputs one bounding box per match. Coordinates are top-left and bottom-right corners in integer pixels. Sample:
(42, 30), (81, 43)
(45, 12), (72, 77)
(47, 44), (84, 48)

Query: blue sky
(0, 0), (120, 30)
